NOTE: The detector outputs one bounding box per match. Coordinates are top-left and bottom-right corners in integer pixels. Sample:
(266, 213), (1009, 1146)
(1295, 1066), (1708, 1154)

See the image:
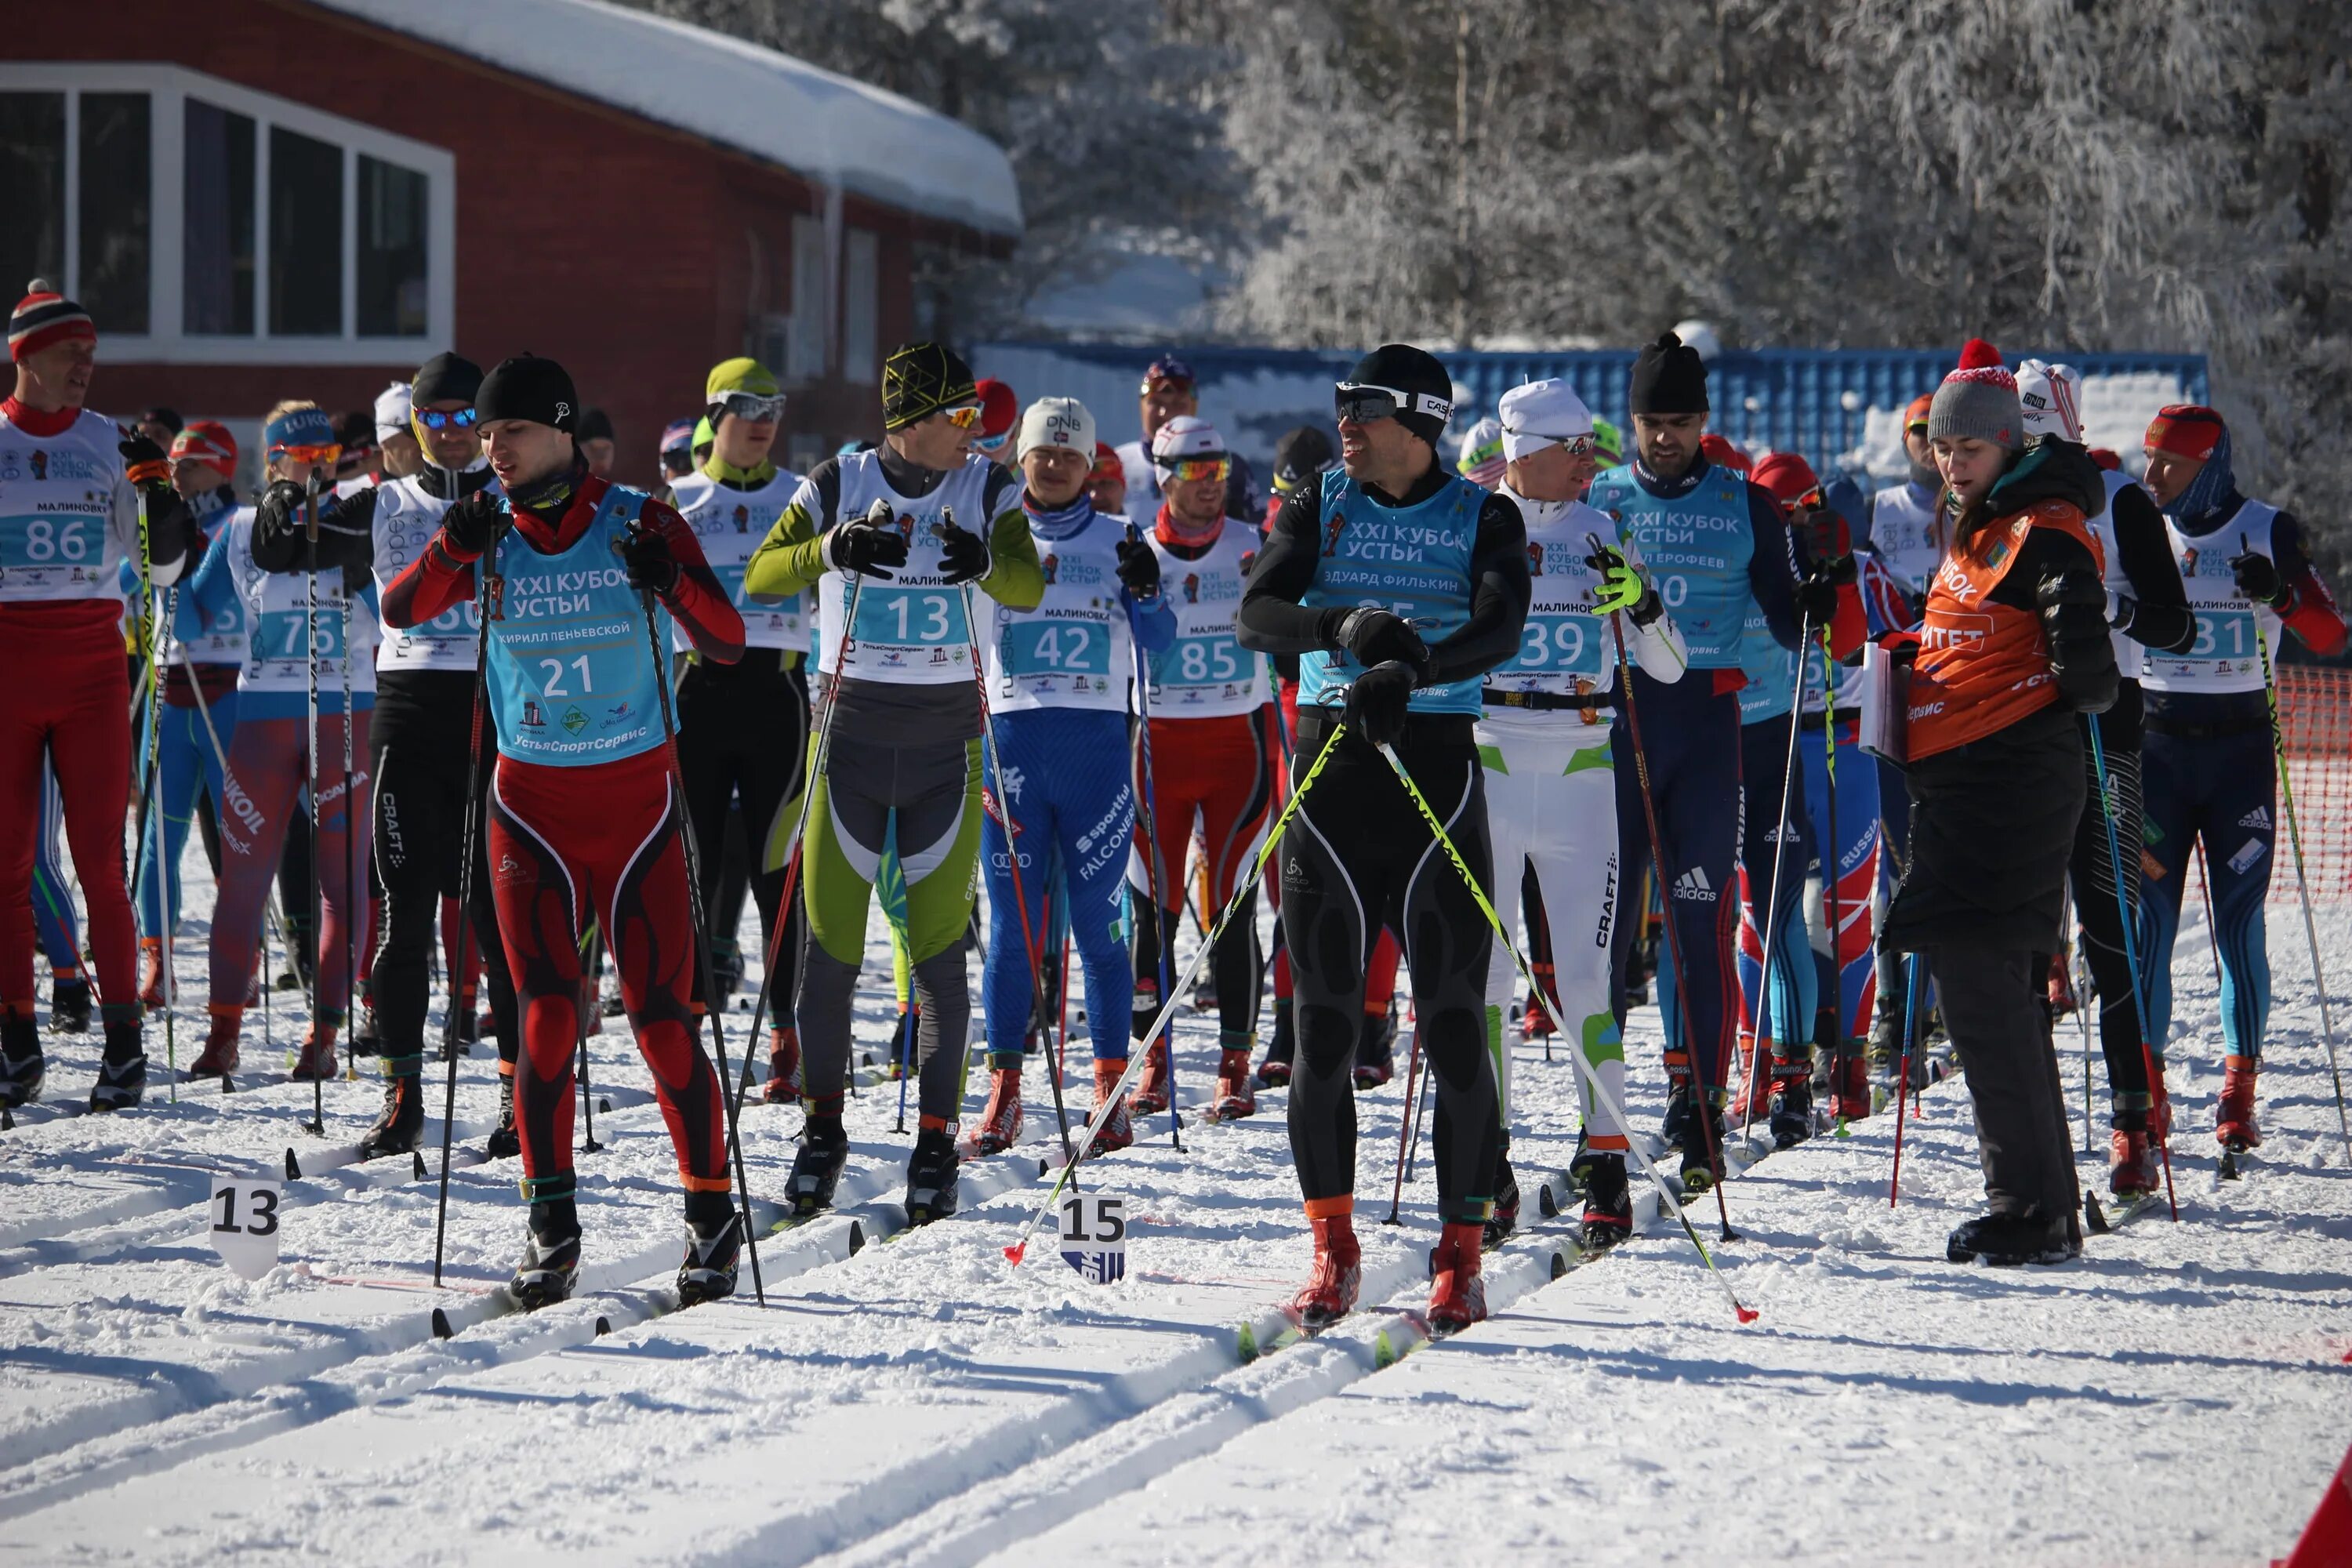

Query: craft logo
(522, 699), (546, 728)
(561, 705), (588, 735)
(1527, 541), (1546, 576)
(1043, 554), (1060, 586)
(733, 505), (750, 533)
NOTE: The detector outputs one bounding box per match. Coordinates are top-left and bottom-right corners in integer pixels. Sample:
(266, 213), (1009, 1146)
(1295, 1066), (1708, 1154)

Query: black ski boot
(1768, 1070), (1814, 1151)
(358, 1073), (424, 1159)
(1661, 1077), (1693, 1152)
(786, 1109), (849, 1216)
(904, 1127), (960, 1225)
(348, 996), (381, 1058)
(1256, 1002), (1295, 1087)
(510, 1196), (582, 1309)
(1946, 1210), (2076, 1267)
(1567, 1127), (1599, 1191)
(1679, 1094), (1726, 1195)
(677, 1192), (741, 1306)
(484, 1069), (520, 1160)
(48, 976), (91, 1035)
(1579, 1153), (1633, 1253)
(1485, 1149), (1519, 1250)
(0, 1011), (45, 1109)
(87, 1018), (147, 1112)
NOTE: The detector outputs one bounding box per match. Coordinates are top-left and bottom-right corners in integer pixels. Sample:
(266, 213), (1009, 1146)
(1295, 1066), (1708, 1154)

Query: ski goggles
(1159, 454), (1229, 485)
(271, 442), (342, 469)
(939, 404), (985, 430)
(714, 390), (786, 424)
(414, 406), (479, 432)
(973, 427), (1011, 454)
(1334, 381), (1453, 427)
(1525, 432), (1597, 458)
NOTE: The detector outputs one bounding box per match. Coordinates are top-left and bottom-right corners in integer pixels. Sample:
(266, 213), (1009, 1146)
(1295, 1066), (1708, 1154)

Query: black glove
(616, 524), (680, 596)
(1797, 568), (1842, 626)
(935, 514), (991, 586)
(1342, 659), (1417, 749)
(2038, 568), (2118, 715)
(1115, 534), (1161, 598)
(2107, 590), (2139, 635)
(118, 434), (172, 492)
(826, 515), (909, 580)
(255, 479), (308, 541)
(440, 487), (505, 560)
(2230, 549), (2287, 607)
(1330, 606), (1429, 674)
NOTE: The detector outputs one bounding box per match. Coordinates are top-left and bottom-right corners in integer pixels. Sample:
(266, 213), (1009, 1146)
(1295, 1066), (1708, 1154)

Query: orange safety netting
(2273, 666), (2352, 904)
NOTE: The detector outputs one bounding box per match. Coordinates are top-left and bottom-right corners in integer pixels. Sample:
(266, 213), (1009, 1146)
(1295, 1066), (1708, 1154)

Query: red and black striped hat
(8, 280), (94, 362)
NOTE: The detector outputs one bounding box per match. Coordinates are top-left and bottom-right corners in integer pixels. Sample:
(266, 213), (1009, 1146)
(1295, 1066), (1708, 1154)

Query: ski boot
(87, 1018), (148, 1112)
(1828, 1044), (1871, 1124)
(191, 1005), (241, 1077)
(1485, 1150), (1519, 1250)
(1209, 1033), (1256, 1121)
(485, 1068), (521, 1160)
(0, 1011), (45, 1109)
(1351, 1007), (1396, 1089)
(711, 940), (744, 1007)
(138, 938), (169, 1009)
(2107, 1128), (2158, 1199)
(1292, 1202), (1362, 1331)
(1567, 1127), (1601, 1191)
(1767, 1065), (1814, 1150)
(2216, 1055), (2260, 1152)
(677, 1192), (741, 1306)
(48, 976), (91, 1036)
(358, 1073), (424, 1159)
(786, 1103), (849, 1216)
(762, 1025), (802, 1104)
(1947, 1210), (2077, 1267)
(972, 1063), (1023, 1155)
(1727, 1035), (1771, 1123)
(347, 996), (381, 1058)
(904, 1124), (960, 1225)
(1521, 992), (1555, 1042)
(2045, 953), (2078, 1019)
(1579, 1152), (1633, 1253)
(1678, 1092), (1726, 1195)
(1127, 1039), (1173, 1117)
(291, 1021), (339, 1082)
(1427, 1221), (1489, 1337)
(510, 1196), (582, 1310)
(1087, 1059), (1134, 1156)
(1256, 1004), (1294, 1087)
(453, 980), (482, 1046)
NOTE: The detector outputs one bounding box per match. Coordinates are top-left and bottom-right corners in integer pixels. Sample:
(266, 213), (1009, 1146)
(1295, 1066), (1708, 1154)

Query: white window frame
(786, 214), (828, 384)
(0, 63), (455, 364)
(843, 227), (879, 387)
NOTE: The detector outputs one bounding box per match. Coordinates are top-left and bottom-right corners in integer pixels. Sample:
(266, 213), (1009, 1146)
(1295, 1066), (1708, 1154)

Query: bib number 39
(1058, 1192), (1128, 1284)
(210, 1175), (283, 1281)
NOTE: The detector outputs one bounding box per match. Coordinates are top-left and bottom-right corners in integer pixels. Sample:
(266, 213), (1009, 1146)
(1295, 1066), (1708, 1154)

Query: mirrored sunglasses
(415, 406), (479, 432)
(717, 391), (786, 423)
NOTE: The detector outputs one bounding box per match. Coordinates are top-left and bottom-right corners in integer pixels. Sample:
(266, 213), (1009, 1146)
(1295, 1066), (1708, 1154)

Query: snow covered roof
(307, 0), (1023, 238)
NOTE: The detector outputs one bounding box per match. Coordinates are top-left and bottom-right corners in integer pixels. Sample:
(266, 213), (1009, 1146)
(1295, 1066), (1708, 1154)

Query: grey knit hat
(1925, 337), (2024, 451)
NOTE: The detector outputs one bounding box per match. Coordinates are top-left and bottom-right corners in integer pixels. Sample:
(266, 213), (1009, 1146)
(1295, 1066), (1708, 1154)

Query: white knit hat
(2016, 359), (2084, 444)
(1015, 396), (1095, 460)
(374, 380), (414, 441)
(1497, 379), (1595, 463)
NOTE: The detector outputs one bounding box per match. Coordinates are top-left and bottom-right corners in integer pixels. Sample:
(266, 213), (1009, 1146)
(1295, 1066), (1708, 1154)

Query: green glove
(1587, 544), (1645, 615)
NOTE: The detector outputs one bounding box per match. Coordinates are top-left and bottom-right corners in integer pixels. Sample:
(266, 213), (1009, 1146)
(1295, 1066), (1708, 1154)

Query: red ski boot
(1293, 1200), (1361, 1331)
(291, 1022), (339, 1082)
(1127, 1038), (1172, 1116)
(1729, 1034), (1772, 1121)
(763, 1025), (803, 1103)
(2108, 1128), (2158, 1198)
(1830, 1047), (1872, 1123)
(972, 1064), (1023, 1155)
(1209, 1039), (1256, 1121)
(2045, 953), (2078, 1019)
(190, 1005), (241, 1077)
(1427, 1221), (1489, 1336)
(137, 938), (169, 1009)
(1087, 1059), (1134, 1156)
(2216, 1055), (2261, 1151)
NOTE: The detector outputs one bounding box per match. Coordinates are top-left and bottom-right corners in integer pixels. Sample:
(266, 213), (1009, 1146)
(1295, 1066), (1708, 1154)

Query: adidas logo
(1672, 865), (1718, 902)
(2238, 806), (2271, 830)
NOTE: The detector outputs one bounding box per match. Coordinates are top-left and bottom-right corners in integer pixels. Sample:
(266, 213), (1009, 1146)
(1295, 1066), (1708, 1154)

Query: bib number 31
(1058, 1192), (1127, 1283)
(210, 1175), (283, 1281)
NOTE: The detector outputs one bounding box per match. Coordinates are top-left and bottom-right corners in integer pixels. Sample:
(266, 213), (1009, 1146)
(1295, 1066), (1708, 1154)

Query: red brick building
(2, 0), (1022, 483)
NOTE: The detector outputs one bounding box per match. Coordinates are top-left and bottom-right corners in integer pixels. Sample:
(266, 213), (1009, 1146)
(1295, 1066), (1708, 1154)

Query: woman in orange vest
(1882, 339), (2118, 1268)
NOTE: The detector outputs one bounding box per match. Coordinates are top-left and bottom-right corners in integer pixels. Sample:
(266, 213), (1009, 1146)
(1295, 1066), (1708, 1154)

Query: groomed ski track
(1, 891), (2344, 1566)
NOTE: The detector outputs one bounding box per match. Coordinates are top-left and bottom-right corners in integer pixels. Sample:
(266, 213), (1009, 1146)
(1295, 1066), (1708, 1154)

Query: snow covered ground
(2, 868), (2346, 1566)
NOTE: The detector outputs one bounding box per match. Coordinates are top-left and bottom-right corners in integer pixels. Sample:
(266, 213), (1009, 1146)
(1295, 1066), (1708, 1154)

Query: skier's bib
(139, 497), (246, 666)
(219, 510), (382, 699)
(1297, 469), (1484, 716)
(1587, 463), (1753, 669)
(982, 511), (1134, 714)
(816, 452), (990, 685)
(1868, 481), (1947, 600)
(1145, 523), (1269, 719)
(671, 467), (805, 653)
(372, 474), (495, 672)
(0, 409), (128, 604)
(1484, 495), (1618, 699)
(2140, 500), (2281, 696)
(485, 484), (670, 767)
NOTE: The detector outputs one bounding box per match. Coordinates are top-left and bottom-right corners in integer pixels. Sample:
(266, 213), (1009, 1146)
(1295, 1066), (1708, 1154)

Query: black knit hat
(1272, 426), (1335, 495)
(882, 341), (978, 431)
(1344, 343), (1454, 445)
(578, 406), (615, 444)
(410, 351), (484, 408)
(1628, 332), (1709, 416)
(475, 354), (579, 434)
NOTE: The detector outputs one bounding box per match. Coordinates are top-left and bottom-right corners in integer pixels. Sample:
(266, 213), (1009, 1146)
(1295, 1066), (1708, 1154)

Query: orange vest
(1907, 499), (2103, 760)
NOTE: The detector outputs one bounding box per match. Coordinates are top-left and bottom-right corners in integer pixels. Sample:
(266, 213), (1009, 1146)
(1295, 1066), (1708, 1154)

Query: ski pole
(1405, 1026), (1432, 1180)
(2085, 713), (2176, 1220)
(303, 474), (326, 1136)
(1124, 533), (1183, 1149)
(1599, 574), (1737, 1240)
(958, 554), (1080, 1168)
(2251, 615), (2351, 1162)
(1370, 738), (1758, 1323)
(132, 485), (179, 1094)
(1735, 617), (1812, 1150)
(340, 595), (359, 1082)
(1822, 638), (1844, 1079)
(1381, 1021), (1425, 1225)
(1007, 722), (1348, 1266)
(2194, 841), (2225, 996)
(434, 522), (502, 1290)
(633, 559), (764, 1305)
(731, 503), (884, 1120)
(1889, 952), (1922, 1207)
